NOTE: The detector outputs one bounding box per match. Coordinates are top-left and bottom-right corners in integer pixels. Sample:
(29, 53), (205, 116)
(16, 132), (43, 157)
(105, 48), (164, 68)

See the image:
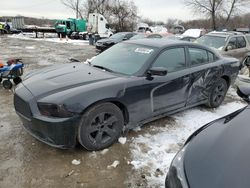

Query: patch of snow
(37, 60), (54, 66)
(130, 95), (246, 187)
(25, 46), (35, 50)
(71, 159), (81, 165)
(8, 33), (89, 46)
(118, 137), (127, 145)
(100, 149), (109, 155)
(107, 160), (120, 169)
(182, 29), (203, 38)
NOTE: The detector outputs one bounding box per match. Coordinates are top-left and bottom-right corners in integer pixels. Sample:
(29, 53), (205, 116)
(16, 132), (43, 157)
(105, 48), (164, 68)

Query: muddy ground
(0, 36), (143, 188)
(0, 35), (246, 188)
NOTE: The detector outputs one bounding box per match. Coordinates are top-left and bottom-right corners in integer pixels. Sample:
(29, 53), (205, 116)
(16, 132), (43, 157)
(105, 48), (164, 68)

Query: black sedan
(14, 39), (240, 151)
(95, 32), (136, 51)
(165, 86), (250, 188)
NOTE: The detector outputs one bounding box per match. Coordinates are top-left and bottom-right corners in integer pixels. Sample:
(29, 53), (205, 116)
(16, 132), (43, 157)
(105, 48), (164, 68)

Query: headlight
(166, 146), (189, 188)
(38, 103), (74, 118)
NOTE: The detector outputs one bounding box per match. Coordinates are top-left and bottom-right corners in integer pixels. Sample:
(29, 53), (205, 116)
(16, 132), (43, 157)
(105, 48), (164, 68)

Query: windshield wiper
(92, 65), (114, 73)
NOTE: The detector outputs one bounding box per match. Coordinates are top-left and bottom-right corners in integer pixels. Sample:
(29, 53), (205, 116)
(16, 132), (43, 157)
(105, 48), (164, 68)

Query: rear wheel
(206, 78), (228, 108)
(78, 103), (124, 151)
(2, 80), (13, 89)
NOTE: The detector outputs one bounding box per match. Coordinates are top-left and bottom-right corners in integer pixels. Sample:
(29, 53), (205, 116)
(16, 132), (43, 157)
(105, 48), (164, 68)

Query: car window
(237, 36), (246, 48)
(246, 35), (250, 44)
(208, 51), (215, 62)
(91, 43), (156, 75)
(152, 48), (186, 72)
(125, 33), (134, 39)
(188, 48), (208, 66)
(195, 35), (226, 50)
(228, 37), (237, 49)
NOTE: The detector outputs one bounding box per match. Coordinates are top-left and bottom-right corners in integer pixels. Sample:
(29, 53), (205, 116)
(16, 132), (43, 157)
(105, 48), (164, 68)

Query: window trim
(150, 46), (188, 74)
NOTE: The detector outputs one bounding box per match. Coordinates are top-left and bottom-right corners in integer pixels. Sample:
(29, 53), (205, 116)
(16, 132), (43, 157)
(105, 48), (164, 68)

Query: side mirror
(237, 86), (250, 103)
(226, 45), (233, 51)
(147, 67), (168, 77)
(123, 37), (128, 41)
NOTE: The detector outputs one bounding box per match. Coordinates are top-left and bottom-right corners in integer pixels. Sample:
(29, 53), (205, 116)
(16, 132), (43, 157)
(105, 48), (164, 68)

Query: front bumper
(14, 85), (80, 149)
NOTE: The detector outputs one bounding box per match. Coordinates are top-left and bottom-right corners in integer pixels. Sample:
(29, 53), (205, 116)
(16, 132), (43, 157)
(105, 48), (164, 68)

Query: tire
(78, 102), (124, 151)
(206, 78), (228, 108)
(13, 77), (22, 85)
(0, 78), (2, 83)
(2, 80), (13, 89)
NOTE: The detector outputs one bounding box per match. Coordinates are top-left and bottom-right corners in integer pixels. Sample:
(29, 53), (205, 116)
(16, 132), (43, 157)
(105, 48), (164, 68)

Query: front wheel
(78, 103), (124, 151)
(206, 78), (228, 108)
(2, 80), (13, 89)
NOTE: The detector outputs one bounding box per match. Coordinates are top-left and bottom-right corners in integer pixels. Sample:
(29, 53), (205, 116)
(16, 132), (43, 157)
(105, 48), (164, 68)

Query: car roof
(125, 38), (206, 49)
(205, 31), (245, 37)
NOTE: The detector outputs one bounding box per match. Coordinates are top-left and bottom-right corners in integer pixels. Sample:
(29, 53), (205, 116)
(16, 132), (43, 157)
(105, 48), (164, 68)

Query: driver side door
(145, 47), (191, 115)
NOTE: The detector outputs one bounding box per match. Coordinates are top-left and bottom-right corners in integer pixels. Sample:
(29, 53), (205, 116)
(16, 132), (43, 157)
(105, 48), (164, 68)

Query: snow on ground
(130, 88), (247, 187)
(8, 33), (89, 46)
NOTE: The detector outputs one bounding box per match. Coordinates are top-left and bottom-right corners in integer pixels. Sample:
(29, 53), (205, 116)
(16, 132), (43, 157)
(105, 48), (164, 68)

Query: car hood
(22, 63), (117, 98)
(184, 106), (250, 188)
(97, 38), (119, 44)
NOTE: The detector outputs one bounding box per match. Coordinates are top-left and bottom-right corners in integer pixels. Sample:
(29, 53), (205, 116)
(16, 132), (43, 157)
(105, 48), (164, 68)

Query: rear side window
(237, 37), (246, 48)
(188, 48), (208, 66)
(153, 48), (186, 72)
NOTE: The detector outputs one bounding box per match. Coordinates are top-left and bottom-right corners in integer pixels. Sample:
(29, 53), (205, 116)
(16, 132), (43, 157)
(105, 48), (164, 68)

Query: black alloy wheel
(78, 103), (124, 151)
(207, 78), (228, 108)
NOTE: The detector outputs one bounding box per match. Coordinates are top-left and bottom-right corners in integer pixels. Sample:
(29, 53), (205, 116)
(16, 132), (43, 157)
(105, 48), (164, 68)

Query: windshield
(91, 43), (156, 75)
(109, 33), (126, 40)
(196, 35), (227, 50)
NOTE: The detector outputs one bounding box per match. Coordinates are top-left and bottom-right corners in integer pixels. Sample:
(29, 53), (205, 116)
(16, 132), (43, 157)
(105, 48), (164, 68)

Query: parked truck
(54, 13), (112, 40)
(87, 13), (113, 38)
(54, 18), (87, 39)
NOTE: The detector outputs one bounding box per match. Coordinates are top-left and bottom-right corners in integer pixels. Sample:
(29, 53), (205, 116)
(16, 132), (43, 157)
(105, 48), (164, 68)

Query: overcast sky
(0, 0), (198, 21)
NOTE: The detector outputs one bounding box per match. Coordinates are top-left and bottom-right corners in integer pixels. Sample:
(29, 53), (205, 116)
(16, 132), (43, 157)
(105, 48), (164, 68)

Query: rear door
(186, 47), (222, 105)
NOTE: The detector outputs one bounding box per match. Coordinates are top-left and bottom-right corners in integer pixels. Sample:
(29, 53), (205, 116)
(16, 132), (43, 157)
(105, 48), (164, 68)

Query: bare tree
(184, 0), (249, 30)
(110, 0), (138, 32)
(61, 0), (84, 18)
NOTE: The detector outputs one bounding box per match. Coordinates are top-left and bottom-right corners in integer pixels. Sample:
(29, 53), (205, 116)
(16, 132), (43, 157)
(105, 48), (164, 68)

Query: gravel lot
(0, 35), (247, 188)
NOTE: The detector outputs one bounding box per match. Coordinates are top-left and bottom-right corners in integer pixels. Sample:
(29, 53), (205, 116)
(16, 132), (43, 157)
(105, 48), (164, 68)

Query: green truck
(54, 18), (88, 39)
(54, 14), (113, 40)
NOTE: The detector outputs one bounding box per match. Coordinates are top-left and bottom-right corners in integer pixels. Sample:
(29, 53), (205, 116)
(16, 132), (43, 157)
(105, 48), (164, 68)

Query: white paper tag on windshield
(135, 48), (154, 54)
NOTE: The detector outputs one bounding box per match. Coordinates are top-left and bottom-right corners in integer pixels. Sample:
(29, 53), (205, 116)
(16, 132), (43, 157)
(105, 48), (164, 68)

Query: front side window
(189, 48), (208, 66)
(237, 37), (246, 48)
(228, 37), (237, 49)
(152, 48), (186, 72)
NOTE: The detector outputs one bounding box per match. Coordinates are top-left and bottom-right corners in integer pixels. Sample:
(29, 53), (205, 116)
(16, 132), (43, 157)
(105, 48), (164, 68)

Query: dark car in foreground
(14, 39), (240, 151)
(95, 32), (136, 51)
(165, 86), (250, 188)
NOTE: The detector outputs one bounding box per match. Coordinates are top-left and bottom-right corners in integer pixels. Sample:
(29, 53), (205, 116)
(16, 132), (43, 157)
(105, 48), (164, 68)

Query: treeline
(183, 13), (250, 30)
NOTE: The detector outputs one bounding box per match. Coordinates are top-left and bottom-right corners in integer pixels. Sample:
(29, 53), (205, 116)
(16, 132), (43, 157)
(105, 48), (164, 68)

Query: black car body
(95, 32), (136, 51)
(14, 39), (240, 150)
(165, 86), (250, 188)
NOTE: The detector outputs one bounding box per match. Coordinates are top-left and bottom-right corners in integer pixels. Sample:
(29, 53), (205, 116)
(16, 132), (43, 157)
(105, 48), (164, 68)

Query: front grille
(14, 94), (32, 119)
